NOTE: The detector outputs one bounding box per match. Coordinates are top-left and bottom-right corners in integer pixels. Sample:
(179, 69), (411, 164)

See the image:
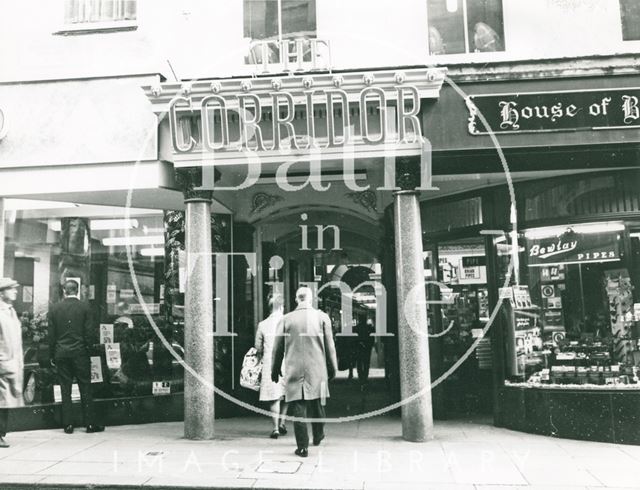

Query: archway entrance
(253, 207), (396, 417)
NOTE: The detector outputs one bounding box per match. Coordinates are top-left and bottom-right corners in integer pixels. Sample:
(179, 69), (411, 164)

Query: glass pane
(281, 0), (316, 37)
(5, 203), (175, 406)
(620, 0), (640, 41)
(436, 238), (492, 415)
(427, 0), (465, 55)
(244, 0), (279, 40)
(505, 222), (640, 387)
(467, 0), (504, 52)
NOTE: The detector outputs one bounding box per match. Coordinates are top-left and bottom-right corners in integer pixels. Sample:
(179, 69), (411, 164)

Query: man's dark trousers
(56, 356), (95, 427)
(289, 398), (325, 449)
(0, 409), (7, 437)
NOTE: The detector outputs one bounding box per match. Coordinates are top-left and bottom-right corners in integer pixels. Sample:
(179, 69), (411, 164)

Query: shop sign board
(143, 68), (446, 167)
(526, 230), (621, 267)
(466, 87), (640, 135)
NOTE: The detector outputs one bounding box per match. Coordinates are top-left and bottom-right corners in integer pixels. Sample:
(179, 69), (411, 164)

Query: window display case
(501, 222), (640, 390)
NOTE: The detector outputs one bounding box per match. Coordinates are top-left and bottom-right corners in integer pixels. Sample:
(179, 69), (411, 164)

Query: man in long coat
(0, 277), (23, 448)
(272, 286), (338, 457)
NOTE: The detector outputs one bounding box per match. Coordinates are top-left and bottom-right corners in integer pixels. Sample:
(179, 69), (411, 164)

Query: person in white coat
(0, 278), (23, 448)
(254, 293), (288, 438)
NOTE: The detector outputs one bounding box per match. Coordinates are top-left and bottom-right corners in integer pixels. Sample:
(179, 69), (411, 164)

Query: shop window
(500, 221), (640, 388)
(427, 0), (504, 55)
(5, 202), (179, 407)
(244, 0), (317, 64)
(620, 0), (640, 41)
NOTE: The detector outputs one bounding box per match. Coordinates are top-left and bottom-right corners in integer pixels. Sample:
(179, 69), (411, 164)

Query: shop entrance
(255, 208), (394, 417)
(425, 237), (494, 419)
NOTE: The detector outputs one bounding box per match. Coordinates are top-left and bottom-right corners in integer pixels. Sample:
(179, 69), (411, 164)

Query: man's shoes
(86, 425), (105, 433)
(312, 434), (325, 446)
(0, 436), (9, 448)
(294, 447), (308, 458)
(278, 424), (287, 435)
(64, 425), (74, 434)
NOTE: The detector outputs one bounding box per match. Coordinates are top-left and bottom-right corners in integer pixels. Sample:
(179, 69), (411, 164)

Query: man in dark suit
(272, 286), (338, 457)
(48, 280), (104, 434)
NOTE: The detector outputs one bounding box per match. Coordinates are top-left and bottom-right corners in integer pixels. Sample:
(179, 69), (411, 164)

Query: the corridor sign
(467, 87), (640, 135)
(143, 68), (446, 166)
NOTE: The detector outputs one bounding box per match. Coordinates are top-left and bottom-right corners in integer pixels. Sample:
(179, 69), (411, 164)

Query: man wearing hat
(0, 277), (23, 448)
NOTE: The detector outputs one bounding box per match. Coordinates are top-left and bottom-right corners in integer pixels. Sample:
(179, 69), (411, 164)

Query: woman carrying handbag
(253, 293), (288, 438)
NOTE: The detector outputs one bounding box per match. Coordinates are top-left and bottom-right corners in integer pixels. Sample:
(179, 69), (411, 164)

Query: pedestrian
(355, 318), (375, 390)
(272, 286), (338, 458)
(48, 279), (104, 434)
(254, 293), (288, 439)
(0, 277), (23, 448)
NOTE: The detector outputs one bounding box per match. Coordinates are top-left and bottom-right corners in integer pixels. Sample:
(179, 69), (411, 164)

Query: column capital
(176, 167), (220, 202)
(395, 156), (422, 191)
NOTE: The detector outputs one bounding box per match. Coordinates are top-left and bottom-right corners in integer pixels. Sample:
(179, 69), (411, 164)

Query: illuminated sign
(526, 229), (621, 267)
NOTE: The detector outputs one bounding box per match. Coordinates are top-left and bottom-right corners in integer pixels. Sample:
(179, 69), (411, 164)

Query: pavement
(0, 415), (639, 490)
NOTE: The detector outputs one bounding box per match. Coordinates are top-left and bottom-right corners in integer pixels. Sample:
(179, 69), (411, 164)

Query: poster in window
(105, 343), (122, 370)
(106, 284), (117, 304)
(90, 356), (103, 384)
(54, 384), (80, 403)
(99, 324), (114, 344)
(22, 286), (33, 304)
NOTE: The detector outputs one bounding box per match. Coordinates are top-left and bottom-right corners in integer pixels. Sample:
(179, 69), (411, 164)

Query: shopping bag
(240, 347), (262, 391)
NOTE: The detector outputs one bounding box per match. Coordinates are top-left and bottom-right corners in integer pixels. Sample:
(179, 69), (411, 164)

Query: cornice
(142, 67), (448, 112)
(441, 53), (640, 83)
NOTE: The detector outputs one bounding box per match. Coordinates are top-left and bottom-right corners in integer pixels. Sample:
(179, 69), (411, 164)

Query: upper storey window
(244, 0), (317, 64)
(428, 0), (504, 55)
(620, 0), (640, 41)
(64, 0), (136, 25)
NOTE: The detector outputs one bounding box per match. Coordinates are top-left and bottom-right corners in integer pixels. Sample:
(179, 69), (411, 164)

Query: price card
(152, 381), (171, 395)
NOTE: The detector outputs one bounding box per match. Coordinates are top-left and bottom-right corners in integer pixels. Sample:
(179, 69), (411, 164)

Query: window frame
(427, 0), (505, 56)
(55, 0), (138, 35)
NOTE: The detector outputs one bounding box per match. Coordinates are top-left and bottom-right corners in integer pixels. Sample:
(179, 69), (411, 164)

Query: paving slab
(0, 417), (637, 490)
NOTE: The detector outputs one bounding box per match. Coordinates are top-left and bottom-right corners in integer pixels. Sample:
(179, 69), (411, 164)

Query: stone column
(178, 168), (215, 440)
(393, 158), (434, 442)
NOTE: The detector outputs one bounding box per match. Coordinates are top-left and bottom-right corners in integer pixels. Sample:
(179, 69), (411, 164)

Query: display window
(426, 237), (493, 414)
(499, 221), (640, 388)
(3, 200), (183, 406)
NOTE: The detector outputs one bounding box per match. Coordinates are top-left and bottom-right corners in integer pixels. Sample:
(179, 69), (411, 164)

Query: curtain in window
(244, 0), (316, 40)
(65, 0), (137, 24)
(620, 0), (640, 41)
